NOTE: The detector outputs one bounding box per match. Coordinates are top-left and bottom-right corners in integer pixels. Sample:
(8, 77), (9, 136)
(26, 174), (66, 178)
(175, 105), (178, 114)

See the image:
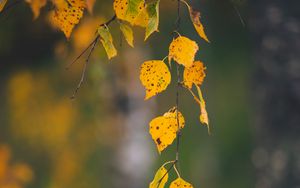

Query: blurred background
(1, 0), (300, 187)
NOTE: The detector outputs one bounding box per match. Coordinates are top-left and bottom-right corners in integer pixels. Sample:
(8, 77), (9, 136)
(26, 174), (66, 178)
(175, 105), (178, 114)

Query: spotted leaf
(98, 25), (117, 59)
(113, 0), (145, 24)
(183, 61), (206, 89)
(188, 6), (209, 42)
(119, 22), (134, 47)
(51, 0), (86, 39)
(170, 178), (193, 188)
(169, 36), (199, 68)
(149, 107), (185, 153)
(139, 60), (171, 100)
(149, 165), (168, 188)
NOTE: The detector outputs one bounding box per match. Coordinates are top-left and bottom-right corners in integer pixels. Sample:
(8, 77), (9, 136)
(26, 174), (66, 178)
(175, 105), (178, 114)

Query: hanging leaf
(97, 25), (117, 59)
(169, 36), (199, 68)
(183, 61), (206, 89)
(113, 0), (145, 24)
(86, 0), (95, 14)
(170, 178), (194, 188)
(139, 60), (171, 100)
(144, 0), (160, 40)
(25, 0), (47, 19)
(132, 4), (148, 27)
(188, 6), (209, 42)
(196, 85), (210, 134)
(119, 22), (134, 47)
(149, 165), (168, 188)
(149, 107), (185, 153)
(51, 0), (86, 39)
(0, 0), (8, 12)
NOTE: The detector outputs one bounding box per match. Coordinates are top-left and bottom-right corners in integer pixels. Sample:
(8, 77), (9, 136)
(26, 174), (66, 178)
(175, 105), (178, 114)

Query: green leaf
(149, 165), (168, 188)
(145, 0), (160, 40)
(119, 22), (134, 47)
(97, 26), (117, 60)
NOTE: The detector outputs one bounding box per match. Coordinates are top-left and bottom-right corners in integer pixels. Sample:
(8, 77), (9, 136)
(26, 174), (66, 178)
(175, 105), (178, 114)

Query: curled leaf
(170, 178), (193, 188)
(98, 26), (117, 59)
(196, 85), (210, 134)
(188, 6), (209, 42)
(149, 165), (168, 188)
(149, 107), (185, 153)
(119, 22), (134, 47)
(183, 61), (206, 89)
(139, 60), (171, 100)
(169, 36), (199, 67)
(51, 0), (86, 39)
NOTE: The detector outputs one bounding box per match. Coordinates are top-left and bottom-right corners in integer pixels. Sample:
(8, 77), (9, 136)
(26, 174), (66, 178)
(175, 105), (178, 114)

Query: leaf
(196, 85), (210, 133)
(119, 22), (134, 47)
(149, 165), (168, 188)
(149, 107), (185, 153)
(113, 0), (145, 24)
(188, 6), (210, 42)
(169, 178), (193, 188)
(139, 60), (171, 100)
(144, 0), (160, 40)
(183, 61), (206, 89)
(0, 0), (8, 12)
(169, 36), (199, 68)
(51, 0), (86, 39)
(86, 0), (96, 14)
(97, 26), (117, 59)
(25, 0), (47, 19)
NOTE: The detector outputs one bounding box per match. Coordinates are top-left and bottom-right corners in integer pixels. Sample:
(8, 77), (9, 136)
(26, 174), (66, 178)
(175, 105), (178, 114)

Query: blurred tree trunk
(250, 0), (300, 188)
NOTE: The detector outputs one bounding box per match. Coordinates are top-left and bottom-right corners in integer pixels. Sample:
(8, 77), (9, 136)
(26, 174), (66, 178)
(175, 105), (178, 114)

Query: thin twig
(233, 4), (245, 27)
(156, 161), (177, 188)
(70, 37), (99, 99)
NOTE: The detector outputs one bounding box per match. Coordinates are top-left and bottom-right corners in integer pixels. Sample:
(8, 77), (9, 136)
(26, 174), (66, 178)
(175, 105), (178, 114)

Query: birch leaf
(196, 85), (210, 133)
(149, 165), (168, 188)
(140, 60), (171, 100)
(51, 0), (86, 39)
(113, 0), (145, 24)
(149, 107), (185, 153)
(170, 178), (193, 188)
(86, 0), (95, 13)
(26, 0), (47, 19)
(98, 26), (117, 59)
(188, 6), (209, 42)
(119, 22), (134, 47)
(144, 0), (160, 40)
(183, 61), (206, 89)
(0, 0), (8, 12)
(169, 36), (199, 68)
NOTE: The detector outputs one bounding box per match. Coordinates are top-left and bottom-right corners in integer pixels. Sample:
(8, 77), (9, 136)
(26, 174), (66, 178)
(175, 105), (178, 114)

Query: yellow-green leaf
(119, 22), (134, 47)
(51, 0), (86, 39)
(169, 36), (199, 68)
(188, 6), (210, 43)
(139, 60), (171, 100)
(196, 85), (210, 134)
(144, 0), (160, 40)
(170, 178), (193, 188)
(0, 0), (8, 12)
(113, 0), (144, 24)
(149, 107), (185, 153)
(98, 26), (117, 59)
(25, 0), (47, 19)
(149, 165), (168, 188)
(183, 61), (206, 89)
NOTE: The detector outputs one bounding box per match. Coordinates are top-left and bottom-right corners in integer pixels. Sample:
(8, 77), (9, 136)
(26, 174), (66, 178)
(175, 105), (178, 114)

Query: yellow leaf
(97, 26), (117, 59)
(149, 165), (168, 188)
(196, 85), (210, 134)
(188, 6), (210, 42)
(149, 107), (185, 153)
(139, 60), (171, 100)
(170, 178), (193, 188)
(25, 0), (47, 19)
(51, 0), (86, 39)
(113, 0), (145, 24)
(86, 0), (95, 14)
(0, 0), (8, 12)
(119, 22), (134, 47)
(169, 36), (199, 68)
(133, 5), (148, 27)
(183, 61), (206, 89)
